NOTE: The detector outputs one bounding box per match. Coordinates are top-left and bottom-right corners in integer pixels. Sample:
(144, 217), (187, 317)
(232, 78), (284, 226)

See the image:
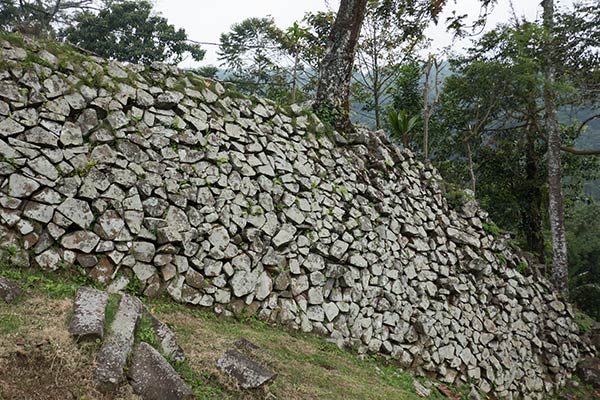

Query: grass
(103, 294), (120, 335)
(0, 312), (23, 335)
(0, 266), (98, 299)
(147, 299), (452, 400)
(1, 266), (598, 400)
(0, 292), (138, 399)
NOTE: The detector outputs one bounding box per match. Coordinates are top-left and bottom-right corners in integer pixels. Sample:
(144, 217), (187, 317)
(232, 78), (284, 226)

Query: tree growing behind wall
(314, 0), (498, 131)
(62, 0), (204, 64)
(0, 0), (99, 35)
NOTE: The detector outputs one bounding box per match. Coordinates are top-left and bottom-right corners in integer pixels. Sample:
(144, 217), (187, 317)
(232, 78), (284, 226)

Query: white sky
(153, 0), (573, 68)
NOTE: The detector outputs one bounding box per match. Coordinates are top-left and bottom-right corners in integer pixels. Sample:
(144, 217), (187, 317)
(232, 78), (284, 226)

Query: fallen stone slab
(234, 337), (260, 353)
(68, 287), (109, 341)
(145, 309), (185, 362)
(128, 342), (194, 400)
(216, 349), (277, 389)
(413, 379), (431, 397)
(95, 294), (142, 392)
(0, 276), (22, 303)
(576, 356), (600, 389)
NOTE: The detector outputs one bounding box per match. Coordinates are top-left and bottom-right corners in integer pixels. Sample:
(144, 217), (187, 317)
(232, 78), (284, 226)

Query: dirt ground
(0, 296), (138, 400)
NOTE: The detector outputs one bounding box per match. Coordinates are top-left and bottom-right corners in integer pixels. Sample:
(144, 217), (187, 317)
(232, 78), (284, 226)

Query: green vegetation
(516, 260), (528, 275)
(482, 221), (501, 236)
(496, 253), (507, 266)
(73, 160), (97, 177)
(135, 314), (159, 349)
(126, 273), (143, 296)
(574, 311), (594, 334)
(0, 266), (98, 299)
(0, 313), (23, 335)
(148, 299), (456, 400)
(568, 202), (600, 320)
(103, 294), (120, 334)
(62, 1), (205, 64)
(442, 182), (474, 210)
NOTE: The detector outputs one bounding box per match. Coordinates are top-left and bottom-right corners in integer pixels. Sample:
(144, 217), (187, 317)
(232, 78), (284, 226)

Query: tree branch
(577, 113), (600, 136)
(535, 129), (600, 155)
(560, 146), (600, 155)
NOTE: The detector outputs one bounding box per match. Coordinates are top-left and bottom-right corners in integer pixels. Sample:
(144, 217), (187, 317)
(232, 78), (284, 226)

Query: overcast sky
(153, 0), (573, 68)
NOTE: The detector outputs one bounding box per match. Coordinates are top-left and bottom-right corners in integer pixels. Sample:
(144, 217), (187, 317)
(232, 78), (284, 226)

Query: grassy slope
(1, 267), (598, 400)
(0, 267), (456, 400)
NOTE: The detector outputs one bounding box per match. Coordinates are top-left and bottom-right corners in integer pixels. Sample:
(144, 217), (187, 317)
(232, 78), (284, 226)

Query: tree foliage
(425, 3), (600, 267)
(217, 13), (333, 104)
(0, 0), (98, 35)
(314, 0), (498, 131)
(568, 201), (600, 319)
(62, 0), (204, 64)
(352, 0), (428, 128)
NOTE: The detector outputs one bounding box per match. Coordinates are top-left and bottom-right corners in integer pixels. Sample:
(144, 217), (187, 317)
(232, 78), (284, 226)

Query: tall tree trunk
(373, 70), (380, 129)
(314, 0), (368, 132)
(542, 0), (569, 296)
(291, 48), (299, 104)
(372, 24), (380, 129)
(524, 128), (545, 264)
(423, 57), (432, 159)
(466, 140), (476, 194)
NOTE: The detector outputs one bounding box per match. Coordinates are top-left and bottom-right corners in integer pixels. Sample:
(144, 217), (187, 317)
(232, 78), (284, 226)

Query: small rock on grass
(0, 276), (22, 303)
(128, 342), (194, 400)
(413, 379), (431, 397)
(216, 349), (277, 389)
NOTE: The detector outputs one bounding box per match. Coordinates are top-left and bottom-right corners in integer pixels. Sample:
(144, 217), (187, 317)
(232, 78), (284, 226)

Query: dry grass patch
(0, 295), (137, 400)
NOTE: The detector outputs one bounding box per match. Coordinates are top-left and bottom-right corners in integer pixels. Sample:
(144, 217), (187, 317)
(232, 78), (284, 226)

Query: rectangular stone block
(68, 287), (109, 341)
(95, 294), (142, 392)
(128, 342), (193, 400)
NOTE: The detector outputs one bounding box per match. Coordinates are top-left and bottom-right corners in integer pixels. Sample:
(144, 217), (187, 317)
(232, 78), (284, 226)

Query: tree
(421, 54), (443, 159)
(281, 21), (310, 103)
(218, 17), (291, 100)
(314, 0), (369, 131)
(431, 9), (600, 265)
(543, 0), (568, 296)
(352, 0), (427, 128)
(62, 0), (204, 64)
(0, 0), (98, 35)
(192, 66), (219, 79)
(389, 61), (424, 150)
(567, 201), (600, 319)
(217, 13), (333, 104)
(314, 0), (497, 131)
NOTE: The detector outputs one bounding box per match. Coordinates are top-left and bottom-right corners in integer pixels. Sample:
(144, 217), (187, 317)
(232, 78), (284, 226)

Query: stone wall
(0, 34), (592, 399)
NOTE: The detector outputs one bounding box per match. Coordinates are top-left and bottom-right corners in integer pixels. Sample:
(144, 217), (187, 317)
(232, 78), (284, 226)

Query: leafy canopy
(62, 0), (204, 64)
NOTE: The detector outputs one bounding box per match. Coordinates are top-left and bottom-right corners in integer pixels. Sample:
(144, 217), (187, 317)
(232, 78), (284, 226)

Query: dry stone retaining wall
(0, 35), (592, 399)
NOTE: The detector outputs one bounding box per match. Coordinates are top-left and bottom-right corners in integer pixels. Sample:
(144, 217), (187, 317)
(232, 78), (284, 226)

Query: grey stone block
(128, 342), (193, 400)
(144, 307), (185, 362)
(216, 349), (277, 389)
(68, 287), (109, 341)
(0, 276), (22, 303)
(95, 294), (142, 392)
